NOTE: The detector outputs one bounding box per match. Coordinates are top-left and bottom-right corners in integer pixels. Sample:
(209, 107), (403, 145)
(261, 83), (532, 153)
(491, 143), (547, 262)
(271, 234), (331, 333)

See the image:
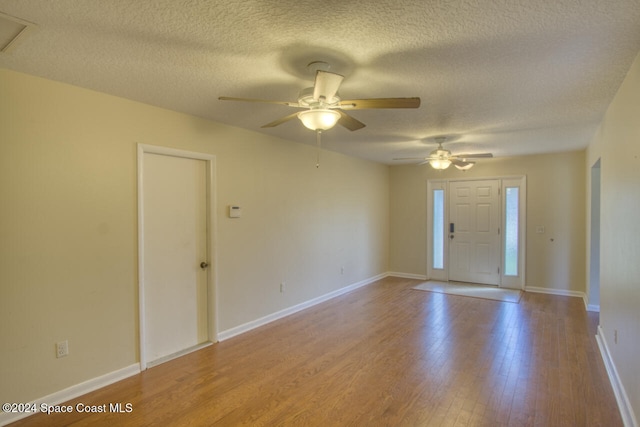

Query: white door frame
(427, 176), (526, 289)
(137, 143), (218, 370)
(587, 159), (601, 312)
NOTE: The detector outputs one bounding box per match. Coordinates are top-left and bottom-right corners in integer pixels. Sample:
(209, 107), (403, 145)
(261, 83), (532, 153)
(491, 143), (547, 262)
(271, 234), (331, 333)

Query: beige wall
(586, 51), (640, 420)
(0, 69), (389, 403)
(5, 50), (639, 417)
(389, 151), (586, 293)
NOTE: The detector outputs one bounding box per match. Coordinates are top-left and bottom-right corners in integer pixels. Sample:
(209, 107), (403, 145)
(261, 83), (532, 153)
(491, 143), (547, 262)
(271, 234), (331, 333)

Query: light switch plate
(229, 205), (241, 218)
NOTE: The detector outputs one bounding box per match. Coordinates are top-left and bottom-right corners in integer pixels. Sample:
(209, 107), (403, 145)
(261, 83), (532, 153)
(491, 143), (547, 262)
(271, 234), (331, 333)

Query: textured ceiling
(1, 0), (639, 164)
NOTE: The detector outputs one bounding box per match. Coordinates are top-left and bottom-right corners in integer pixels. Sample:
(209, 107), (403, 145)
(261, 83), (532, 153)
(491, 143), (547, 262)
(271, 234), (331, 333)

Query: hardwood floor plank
(8, 277), (623, 426)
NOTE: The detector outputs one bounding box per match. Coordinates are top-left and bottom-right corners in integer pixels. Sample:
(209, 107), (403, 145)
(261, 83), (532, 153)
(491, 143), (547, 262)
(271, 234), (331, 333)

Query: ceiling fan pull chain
(316, 129), (322, 168)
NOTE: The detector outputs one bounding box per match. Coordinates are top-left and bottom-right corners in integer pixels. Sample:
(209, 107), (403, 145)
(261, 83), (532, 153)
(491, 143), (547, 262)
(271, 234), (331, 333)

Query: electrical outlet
(56, 340), (69, 358)
(280, 282), (285, 293)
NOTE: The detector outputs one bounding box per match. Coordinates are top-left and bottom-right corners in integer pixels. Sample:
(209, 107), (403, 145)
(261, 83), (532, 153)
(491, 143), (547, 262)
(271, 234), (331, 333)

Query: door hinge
(498, 227), (501, 235)
(498, 266), (500, 274)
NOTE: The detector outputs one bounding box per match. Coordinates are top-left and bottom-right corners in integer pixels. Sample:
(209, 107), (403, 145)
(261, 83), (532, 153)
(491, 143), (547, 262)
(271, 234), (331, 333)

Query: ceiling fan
(218, 61), (421, 132)
(394, 137), (493, 170)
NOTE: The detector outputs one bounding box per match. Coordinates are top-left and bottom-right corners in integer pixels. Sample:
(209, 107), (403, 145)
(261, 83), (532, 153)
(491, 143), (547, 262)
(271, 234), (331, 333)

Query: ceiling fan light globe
(429, 159), (451, 170)
(298, 109), (340, 130)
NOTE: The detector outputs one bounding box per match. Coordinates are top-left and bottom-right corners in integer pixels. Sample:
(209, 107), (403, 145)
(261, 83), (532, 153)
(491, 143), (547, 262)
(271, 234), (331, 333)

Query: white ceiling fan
(394, 136), (493, 170)
(219, 61), (421, 132)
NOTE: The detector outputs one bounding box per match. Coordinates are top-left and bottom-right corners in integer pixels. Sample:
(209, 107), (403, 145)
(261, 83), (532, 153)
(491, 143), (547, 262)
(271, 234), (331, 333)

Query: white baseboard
(596, 326), (638, 427)
(525, 286), (593, 312)
(0, 363), (140, 426)
(587, 304), (600, 312)
(525, 286), (586, 299)
(218, 273), (387, 341)
(387, 272), (428, 280)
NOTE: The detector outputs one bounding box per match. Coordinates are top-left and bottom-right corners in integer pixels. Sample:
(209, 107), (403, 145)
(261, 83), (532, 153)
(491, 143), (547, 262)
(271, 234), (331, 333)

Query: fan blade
(451, 159), (470, 166)
(261, 112), (301, 128)
(313, 71), (344, 102)
(393, 157), (437, 166)
(339, 97), (421, 110)
(219, 96), (300, 107)
(453, 153), (493, 158)
(337, 110), (366, 131)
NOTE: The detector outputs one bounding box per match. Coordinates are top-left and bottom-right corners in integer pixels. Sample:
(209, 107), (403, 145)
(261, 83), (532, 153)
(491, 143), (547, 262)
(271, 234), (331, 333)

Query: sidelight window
(504, 187), (519, 276)
(433, 189), (445, 269)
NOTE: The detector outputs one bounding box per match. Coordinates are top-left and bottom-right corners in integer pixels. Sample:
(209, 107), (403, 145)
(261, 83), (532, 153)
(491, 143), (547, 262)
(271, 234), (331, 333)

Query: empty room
(1, 1), (640, 426)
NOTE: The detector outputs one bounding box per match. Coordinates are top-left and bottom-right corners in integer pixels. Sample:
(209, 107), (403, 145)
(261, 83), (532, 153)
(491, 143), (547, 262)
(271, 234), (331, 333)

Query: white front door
(141, 150), (210, 366)
(449, 179), (501, 285)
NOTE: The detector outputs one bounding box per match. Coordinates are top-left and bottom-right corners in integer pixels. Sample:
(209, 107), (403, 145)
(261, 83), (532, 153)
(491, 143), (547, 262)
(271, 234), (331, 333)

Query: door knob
(200, 262), (209, 269)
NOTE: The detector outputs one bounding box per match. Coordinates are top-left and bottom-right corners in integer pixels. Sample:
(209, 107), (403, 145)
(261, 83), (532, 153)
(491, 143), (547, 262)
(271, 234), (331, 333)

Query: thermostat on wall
(229, 205), (242, 218)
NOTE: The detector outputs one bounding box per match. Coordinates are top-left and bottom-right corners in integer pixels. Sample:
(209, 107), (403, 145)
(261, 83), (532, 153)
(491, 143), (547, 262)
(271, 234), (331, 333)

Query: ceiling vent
(0, 11), (36, 53)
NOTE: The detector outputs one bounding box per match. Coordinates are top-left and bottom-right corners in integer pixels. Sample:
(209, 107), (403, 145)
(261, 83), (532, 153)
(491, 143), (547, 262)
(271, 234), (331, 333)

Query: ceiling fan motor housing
(298, 87), (340, 108)
(430, 146), (452, 159)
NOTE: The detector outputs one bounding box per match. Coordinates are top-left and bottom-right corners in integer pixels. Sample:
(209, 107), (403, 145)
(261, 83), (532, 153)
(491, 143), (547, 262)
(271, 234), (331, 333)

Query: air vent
(0, 11), (36, 53)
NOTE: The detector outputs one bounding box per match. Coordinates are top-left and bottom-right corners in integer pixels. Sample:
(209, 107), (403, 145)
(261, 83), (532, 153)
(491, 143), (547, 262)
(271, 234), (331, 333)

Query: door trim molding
(137, 144), (218, 370)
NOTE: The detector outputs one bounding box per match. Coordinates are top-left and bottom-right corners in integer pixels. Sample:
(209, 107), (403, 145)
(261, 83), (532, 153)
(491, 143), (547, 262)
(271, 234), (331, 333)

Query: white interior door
(449, 179), (501, 285)
(141, 151), (209, 366)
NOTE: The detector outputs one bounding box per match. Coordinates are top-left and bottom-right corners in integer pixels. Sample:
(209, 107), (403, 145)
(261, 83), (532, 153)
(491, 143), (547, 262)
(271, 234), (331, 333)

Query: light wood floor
(11, 277), (621, 426)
